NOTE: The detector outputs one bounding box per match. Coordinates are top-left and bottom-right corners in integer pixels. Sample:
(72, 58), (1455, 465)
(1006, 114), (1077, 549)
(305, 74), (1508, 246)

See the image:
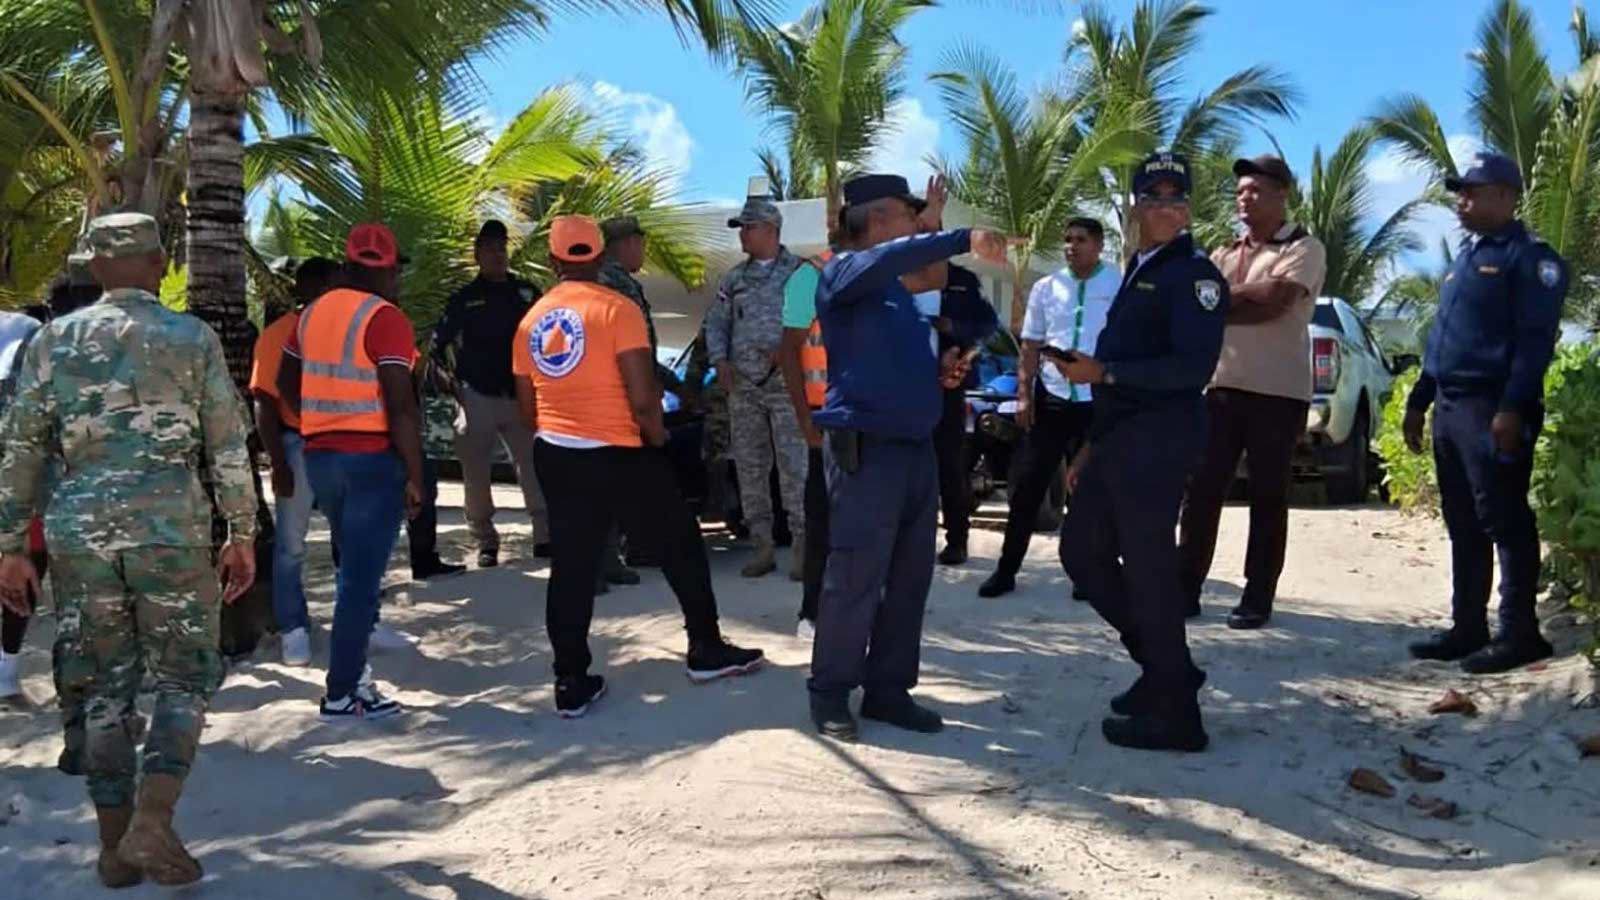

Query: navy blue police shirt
(1407, 220), (1567, 415)
(433, 275), (541, 398)
(1090, 232), (1229, 441)
(814, 230), (973, 440)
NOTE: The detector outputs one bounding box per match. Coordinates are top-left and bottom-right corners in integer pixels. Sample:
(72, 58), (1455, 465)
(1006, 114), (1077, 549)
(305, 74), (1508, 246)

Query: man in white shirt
(979, 218), (1120, 598)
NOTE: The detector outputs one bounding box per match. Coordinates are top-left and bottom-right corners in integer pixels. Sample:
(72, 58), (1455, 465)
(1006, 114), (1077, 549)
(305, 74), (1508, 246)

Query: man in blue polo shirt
(806, 173), (1008, 741)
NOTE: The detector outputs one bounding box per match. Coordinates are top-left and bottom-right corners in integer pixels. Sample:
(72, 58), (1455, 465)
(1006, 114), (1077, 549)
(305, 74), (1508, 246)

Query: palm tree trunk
(186, 89), (255, 388)
(1009, 256), (1027, 332)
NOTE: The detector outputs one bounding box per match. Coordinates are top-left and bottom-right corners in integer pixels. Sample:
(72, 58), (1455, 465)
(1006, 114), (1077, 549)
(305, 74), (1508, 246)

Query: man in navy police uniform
(1052, 152), (1229, 753)
(807, 172), (1008, 742)
(1403, 152), (1567, 675)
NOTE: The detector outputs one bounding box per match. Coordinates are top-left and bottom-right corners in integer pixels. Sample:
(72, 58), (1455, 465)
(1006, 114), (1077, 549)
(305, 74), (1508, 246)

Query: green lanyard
(1067, 263), (1102, 401)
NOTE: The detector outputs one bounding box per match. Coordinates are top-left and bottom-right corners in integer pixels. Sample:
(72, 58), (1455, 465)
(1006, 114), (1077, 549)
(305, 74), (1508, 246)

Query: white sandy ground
(3, 483), (1599, 899)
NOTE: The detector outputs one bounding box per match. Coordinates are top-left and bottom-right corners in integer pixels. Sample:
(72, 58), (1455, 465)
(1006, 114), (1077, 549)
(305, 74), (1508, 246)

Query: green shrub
(1375, 367), (1439, 515)
(1533, 343), (1600, 664)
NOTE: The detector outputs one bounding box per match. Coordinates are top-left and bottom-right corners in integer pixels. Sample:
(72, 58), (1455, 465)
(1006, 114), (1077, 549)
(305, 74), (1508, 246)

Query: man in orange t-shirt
(514, 216), (764, 718)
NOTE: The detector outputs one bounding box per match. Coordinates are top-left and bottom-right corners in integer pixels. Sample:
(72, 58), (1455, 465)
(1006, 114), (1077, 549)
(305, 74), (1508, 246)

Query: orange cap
(346, 223), (406, 268)
(549, 215), (604, 263)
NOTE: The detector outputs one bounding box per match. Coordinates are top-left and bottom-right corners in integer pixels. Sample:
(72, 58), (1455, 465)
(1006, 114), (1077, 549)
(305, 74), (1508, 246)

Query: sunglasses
(1136, 193), (1190, 208)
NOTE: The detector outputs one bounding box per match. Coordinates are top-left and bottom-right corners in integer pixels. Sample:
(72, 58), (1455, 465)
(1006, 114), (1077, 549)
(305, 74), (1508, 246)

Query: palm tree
(1296, 125), (1428, 304)
(932, 46), (1155, 329)
(754, 143), (824, 202)
(1371, 238), (1455, 351)
(246, 82), (714, 330)
(732, 0), (931, 225)
(1372, 0), (1600, 323)
(1066, 0), (1300, 250)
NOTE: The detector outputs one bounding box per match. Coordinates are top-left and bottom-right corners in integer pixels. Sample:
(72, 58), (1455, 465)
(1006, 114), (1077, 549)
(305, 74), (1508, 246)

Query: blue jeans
(305, 449), (405, 701)
(272, 432), (316, 633)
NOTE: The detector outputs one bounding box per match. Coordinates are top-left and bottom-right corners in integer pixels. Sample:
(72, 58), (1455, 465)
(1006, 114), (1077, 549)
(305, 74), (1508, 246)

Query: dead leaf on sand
(1578, 734), (1600, 758)
(1348, 768), (1396, 798)
(1399, 747), (1445, 782)
(1407, 794), (1459, 819)
(1427, 690), (1479, 717)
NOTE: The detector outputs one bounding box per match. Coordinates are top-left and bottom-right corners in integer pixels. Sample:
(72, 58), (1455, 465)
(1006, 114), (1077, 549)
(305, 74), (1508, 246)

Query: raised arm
(820, 230), (973, 310)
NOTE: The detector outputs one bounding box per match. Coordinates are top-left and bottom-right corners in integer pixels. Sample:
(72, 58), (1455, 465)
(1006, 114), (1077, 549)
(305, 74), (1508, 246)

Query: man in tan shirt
(1178, 155), (1327, 630)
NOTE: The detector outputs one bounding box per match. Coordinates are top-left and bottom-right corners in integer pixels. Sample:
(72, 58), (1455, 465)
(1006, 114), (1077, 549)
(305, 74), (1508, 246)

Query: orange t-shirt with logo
(250, 310), (301, 431)
(512, 281), (650, 448)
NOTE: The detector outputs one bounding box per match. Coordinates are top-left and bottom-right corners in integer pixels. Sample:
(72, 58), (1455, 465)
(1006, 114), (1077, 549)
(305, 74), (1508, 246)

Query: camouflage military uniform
(0, 284), (256, 808)
(704, 246), (808, 545)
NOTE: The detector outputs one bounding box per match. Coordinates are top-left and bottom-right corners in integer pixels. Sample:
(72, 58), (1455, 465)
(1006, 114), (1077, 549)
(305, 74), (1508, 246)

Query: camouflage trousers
(728, 376), (808, 543)
(52, 547), (222, 808)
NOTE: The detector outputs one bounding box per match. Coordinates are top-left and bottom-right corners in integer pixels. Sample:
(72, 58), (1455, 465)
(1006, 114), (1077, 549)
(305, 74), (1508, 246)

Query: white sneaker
(280, 628), (311, 666)
(796, 619), (816, 641)
(0, 651), (20, 698)
(369, 623), (416, 652)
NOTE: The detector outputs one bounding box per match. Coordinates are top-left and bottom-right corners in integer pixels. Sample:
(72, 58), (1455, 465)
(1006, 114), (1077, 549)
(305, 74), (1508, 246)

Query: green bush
(1375, 367), (1439, 514)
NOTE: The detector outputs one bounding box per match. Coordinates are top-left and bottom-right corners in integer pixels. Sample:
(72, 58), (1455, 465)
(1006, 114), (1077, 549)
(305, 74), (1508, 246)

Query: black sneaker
(320, 683), (403, 721)
(686, 640), (764, 683)
(811, 693), (858, 742)
(977, 571), (1015, 598)
(1102, 710), (1208, 753)
(937, 541), (968, 566)
(1110, 667), (1208, 717)
(1226, 606), (1271, 630)
(1409, 628), (1490, 662)
(860, 692), (944, 733)
(555, 675), (607, 718)
(477, 549), (500, 569)
(412, 557), (467, 580)
(1461, 636), (1554, 674)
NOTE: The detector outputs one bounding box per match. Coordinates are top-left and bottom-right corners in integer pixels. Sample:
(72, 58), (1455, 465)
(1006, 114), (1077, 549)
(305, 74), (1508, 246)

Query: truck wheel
(1324, 408), (1371, 505)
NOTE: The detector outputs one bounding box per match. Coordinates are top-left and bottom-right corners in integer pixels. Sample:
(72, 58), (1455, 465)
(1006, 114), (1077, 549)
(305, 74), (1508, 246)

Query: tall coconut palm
(246, 83), (714, 330)
(1296, 125), (1428, 304)
(932, 46), (1155, 329)
(1066, 0), (1300, 251)
(1372, 0), (1600, 323)
(732, 0), (932, 225)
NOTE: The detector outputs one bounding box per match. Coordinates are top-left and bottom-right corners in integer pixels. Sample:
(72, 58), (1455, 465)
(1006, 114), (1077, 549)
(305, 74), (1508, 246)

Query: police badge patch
(1538, 259), (1561, 288)
(1195, 279), (1222, 311)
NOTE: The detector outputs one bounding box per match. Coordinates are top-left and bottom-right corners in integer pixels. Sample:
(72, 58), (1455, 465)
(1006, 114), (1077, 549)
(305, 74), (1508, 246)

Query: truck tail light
(1312, 337), (1340, 393)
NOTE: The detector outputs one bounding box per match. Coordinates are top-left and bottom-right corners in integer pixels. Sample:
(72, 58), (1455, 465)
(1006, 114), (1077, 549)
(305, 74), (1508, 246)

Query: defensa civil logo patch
(1538, 259), (1561, 288)
(1195, 279), (1222, 311)
(532, 307), (586, 378)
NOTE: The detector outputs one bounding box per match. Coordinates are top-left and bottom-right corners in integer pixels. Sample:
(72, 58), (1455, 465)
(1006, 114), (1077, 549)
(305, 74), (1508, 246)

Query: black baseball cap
(1233, 155), (1295, 189)
(1444, 152), (1523, 193)
(1132, 152), (1191, 197)
(476, 219), (509, 245)
(600, 215), (646, 242)
(843, 173), (917, 207)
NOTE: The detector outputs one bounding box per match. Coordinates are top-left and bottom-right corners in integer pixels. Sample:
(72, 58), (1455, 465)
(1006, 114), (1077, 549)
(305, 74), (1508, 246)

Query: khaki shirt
(1209, 223), (1327, 402)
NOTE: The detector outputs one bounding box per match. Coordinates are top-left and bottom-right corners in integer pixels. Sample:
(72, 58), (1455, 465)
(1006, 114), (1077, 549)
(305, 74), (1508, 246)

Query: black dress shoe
(860, 693), (944, 733)
(1461, 636), (1554, 674)
(977, 571), (1015, 598)
(1227, 606), (1270, 630)
(478, 549), (500, 568)
(1109, 668), (1208, 717)
(412, 557), (467, 580)
(810, 694), (858, 742)
(1102, 711), (1209, 753)
(937, 542), (968, 566)
(1408, 628), (1489, 662)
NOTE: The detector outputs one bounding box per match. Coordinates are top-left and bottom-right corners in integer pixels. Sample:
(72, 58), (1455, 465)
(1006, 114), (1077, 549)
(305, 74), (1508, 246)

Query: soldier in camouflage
(705, 199), (808, 578)
(0, 213), (257, 888)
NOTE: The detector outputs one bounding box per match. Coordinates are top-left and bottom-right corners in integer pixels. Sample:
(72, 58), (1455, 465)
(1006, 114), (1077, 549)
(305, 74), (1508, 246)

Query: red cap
(346, 223), (405, 269)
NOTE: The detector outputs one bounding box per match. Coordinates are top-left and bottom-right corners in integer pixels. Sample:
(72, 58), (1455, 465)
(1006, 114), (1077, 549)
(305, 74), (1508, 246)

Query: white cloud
(1364, 133), (1482, 280)
(866, 99), (942, 188)
(589, 81), (694, 191)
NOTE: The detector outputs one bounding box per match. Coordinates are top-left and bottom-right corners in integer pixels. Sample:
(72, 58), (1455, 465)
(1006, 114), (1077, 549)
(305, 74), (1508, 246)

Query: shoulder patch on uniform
(1538, 258), (1561, 288)
(1195, 279), (1222, 311)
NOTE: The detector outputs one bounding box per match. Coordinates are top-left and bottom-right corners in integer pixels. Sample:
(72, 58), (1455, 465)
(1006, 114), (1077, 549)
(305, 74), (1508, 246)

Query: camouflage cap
(84, 212), (163, 260)
(727, 198), (782, 229)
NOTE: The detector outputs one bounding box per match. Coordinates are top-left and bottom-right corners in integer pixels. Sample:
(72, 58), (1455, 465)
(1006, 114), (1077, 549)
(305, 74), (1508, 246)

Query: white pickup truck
(1300, 297), (1415, 503)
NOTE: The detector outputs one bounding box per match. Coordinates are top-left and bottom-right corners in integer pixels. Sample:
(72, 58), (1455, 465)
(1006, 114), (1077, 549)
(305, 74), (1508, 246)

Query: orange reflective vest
(296, 288), (392, 436)
(800, 251), (833, 409)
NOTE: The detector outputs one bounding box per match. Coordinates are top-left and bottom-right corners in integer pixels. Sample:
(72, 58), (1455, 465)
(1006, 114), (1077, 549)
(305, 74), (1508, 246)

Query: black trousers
(1178, 388), (1308, 613)
(533, 440), (722, 679)
(1061, 404), (1206, 702)
(1433, 391), (1543, 641)
(800, 445), (829, 622)
(933, 387), (970, 546)
(995, 386), (1094, 577)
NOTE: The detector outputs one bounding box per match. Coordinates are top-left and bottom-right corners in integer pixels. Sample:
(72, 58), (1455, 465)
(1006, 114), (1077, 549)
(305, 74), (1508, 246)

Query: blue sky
(472, 0), (1579, 263)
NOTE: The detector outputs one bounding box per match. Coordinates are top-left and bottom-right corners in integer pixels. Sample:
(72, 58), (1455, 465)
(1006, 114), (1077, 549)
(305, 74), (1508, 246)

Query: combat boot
(94, 806), (142, 888)
(741, 540), (777, 578)
(117, 773), (202, 885)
